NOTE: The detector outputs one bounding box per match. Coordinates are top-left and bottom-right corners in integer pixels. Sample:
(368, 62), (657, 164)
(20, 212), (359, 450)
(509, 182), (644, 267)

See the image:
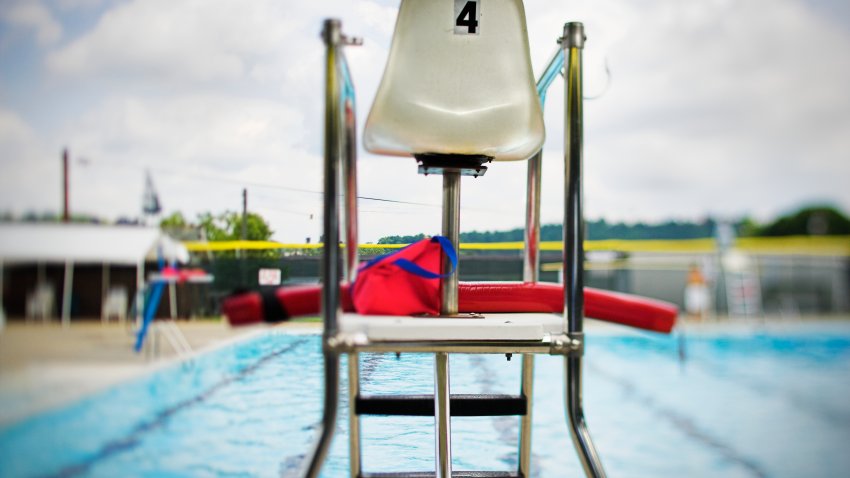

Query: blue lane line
(46, 338), (310, 478)
(588, 362), (770, 478)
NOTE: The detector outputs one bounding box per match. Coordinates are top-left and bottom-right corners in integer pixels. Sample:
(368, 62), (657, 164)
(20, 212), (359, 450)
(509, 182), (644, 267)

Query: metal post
(342, 71), (359, 282)
(520, 44), (564, 478)
(518, 353), (535, 476)
(562, 22), (606, 478)
(240, 188), (247, 281)
(435, 352), (452, 477)
(523, 152), (542, 284)
(62, 148), (69, 223)
(241, 188), (248, 241)
(524, 46), (564, 284)
(441, 172), (460, 316)
(436, 171), (459, 477)
(303, 18), (344, 478)
(62, 260), (73, 327)
(348, 353), (362, 478)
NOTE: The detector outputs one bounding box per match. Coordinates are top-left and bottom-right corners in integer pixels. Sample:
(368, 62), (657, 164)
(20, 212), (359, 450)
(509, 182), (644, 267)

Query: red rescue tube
(458, 282), (678, 333)
(223, 282), (677, 333)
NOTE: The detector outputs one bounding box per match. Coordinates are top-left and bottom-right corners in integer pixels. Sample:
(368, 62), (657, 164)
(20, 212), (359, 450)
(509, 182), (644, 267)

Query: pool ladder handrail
(303, 18), (606, 478)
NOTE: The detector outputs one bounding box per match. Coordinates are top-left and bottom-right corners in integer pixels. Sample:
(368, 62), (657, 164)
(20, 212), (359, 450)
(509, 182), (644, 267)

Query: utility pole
(62, 148), (69, 222)
(241, 188), (248, 241)
(239, 188), (247, 286)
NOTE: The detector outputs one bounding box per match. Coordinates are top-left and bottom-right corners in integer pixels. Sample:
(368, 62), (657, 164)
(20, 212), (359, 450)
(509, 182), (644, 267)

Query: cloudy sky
(1, 0), (849, 243)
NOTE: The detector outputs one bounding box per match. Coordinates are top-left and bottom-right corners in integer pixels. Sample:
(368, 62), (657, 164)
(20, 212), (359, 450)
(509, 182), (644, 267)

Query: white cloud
(0, 109), (61, 214)
(1, 0), (63, 46)
(528, 0), (850, 224)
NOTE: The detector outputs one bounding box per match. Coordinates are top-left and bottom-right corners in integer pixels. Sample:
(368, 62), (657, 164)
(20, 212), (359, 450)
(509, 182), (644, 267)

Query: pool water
(1, 323), (849, 478)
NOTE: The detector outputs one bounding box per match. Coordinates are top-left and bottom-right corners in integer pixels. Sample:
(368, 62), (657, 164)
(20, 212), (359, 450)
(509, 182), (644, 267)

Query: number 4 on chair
(454, 0), (480, 35)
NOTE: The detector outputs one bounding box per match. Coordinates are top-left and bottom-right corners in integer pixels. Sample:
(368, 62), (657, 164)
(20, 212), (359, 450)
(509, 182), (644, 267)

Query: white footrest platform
(339, 313), (564, 342)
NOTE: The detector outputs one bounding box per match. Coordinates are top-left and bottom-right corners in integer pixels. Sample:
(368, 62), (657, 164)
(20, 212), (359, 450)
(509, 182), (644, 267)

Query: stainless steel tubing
(334, 339), (555, 355)
(523, 152), (542, 284)
(341, 60), (359, 283)
(562, 22), (607, 478)
(519, 47), (564, 478)
(518, 354), (535, 477)
(434, 352), (452, 478)
(347, 353), (362, 478)
(523, 47), (564, 284)
(303, 18), (344, 478)
(563, 27), (584, 336)
(441, 172), (461, 316)
(437, 171), (459, 476)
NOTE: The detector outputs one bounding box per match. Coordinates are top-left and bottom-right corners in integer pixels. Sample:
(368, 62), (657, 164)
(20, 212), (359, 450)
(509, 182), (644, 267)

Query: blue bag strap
(393, 236), (458, 279)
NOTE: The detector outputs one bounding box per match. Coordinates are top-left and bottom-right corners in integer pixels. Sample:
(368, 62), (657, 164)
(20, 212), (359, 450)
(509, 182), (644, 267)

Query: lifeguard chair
(306, 1), (606, 476)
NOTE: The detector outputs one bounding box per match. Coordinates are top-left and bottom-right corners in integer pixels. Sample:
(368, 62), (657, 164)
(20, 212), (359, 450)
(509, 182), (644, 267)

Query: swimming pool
(1, 322), (849, 477)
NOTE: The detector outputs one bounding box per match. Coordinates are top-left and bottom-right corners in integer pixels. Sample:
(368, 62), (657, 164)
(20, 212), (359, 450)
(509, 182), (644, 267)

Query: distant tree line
(3, 204), (847, 244)
(375, 205), (850, 244)
(755, 206), (850, 236)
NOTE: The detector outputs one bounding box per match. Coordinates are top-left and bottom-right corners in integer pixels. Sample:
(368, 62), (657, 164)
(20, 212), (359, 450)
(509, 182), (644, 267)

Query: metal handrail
(563, 22), (607, 478)
(302, 18), (356, 478)
(523, 46), (565, 284)
(340, 53), (360, 283)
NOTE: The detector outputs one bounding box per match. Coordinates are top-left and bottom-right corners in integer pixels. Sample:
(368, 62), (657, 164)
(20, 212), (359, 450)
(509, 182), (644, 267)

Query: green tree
(377, 233), (427, 245)
(756, 206), (850, 236)
(160, 211), (189, 229)
(195, 211), (273, 241)
(162, 210), (277, 257)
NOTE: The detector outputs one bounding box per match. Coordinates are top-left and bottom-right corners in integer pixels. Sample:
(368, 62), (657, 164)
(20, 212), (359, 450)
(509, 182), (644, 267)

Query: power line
(79, 158), (523, 216)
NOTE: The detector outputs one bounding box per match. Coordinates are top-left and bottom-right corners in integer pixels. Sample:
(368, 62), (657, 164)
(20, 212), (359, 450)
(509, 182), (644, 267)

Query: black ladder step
(360, 472), (521, 478)
(355, 394), (527, 417)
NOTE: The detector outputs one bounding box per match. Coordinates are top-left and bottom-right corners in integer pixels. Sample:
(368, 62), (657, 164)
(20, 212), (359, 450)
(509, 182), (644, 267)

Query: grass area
(291, 316), (322, 323)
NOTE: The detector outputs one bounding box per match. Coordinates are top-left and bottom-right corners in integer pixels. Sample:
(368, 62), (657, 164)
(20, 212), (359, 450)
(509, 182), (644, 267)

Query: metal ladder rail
(518, 37), (565, 478)
(302, 19), (355, 478)
(521, 22), (606, 478)
(562, 22), (607, 478)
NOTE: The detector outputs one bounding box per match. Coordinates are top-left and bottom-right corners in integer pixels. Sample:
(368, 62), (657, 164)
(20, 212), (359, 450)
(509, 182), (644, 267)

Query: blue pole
(134, 281), (166, 353)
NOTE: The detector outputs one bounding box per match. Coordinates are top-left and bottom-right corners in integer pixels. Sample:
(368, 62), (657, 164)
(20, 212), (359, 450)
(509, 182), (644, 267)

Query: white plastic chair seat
(339, 312), (563, 341)
(364, 0), (544, 162)
(26, 283), (54, 323)
(102, 287), (128, 323)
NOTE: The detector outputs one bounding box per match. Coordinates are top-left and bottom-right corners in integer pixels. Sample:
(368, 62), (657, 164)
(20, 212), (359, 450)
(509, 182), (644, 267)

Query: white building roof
(0, 223), (189, 265)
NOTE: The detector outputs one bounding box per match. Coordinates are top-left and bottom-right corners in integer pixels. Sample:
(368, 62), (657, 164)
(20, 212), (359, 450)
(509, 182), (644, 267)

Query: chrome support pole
(437, 171), (459, 476)
(435, 352), (452, 477)
(523, 152), (542, 284)
(441, 172), (461, 316)
(303, 18), (344, 478)
(520, 44), (564, 478)
(341, 62), (359, 283)
(518, 354), (535, 477)
(347, 353), (362, 478)
(562, 22), (606, 478)
(524, 46), (564, 284)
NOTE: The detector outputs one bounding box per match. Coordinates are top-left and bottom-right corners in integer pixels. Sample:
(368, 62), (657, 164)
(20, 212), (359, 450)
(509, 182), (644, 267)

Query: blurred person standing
(685, 264), (710, 320)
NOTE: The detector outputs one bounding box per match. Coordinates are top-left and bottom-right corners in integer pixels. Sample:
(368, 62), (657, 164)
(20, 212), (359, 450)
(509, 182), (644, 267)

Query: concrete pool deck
(2, 315), (847, 428)
(0, 319), (318, 427)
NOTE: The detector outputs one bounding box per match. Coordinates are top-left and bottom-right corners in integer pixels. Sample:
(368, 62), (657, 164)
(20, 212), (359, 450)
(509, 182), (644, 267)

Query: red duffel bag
(351, 236), (457, 316)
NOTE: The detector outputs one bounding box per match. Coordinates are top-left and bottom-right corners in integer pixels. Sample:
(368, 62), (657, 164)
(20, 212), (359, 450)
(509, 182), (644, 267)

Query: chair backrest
(364, 0), (544, 162)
